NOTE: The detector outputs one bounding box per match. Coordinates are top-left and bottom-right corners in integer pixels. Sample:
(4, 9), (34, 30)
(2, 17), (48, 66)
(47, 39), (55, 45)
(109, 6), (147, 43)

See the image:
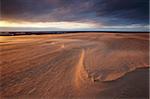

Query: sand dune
(0, 33), (149, 98)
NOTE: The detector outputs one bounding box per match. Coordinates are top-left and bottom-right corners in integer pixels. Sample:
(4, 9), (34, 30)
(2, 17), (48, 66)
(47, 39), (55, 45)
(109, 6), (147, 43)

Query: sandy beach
(0, 33), (149, 99)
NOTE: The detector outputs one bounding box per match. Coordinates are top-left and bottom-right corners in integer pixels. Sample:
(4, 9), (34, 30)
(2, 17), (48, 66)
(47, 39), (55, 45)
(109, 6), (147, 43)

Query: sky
(0, 0), (149, 31)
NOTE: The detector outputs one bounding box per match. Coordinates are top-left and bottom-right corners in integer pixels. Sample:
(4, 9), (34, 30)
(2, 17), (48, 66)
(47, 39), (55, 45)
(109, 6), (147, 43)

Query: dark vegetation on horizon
(0, 31), (149, 36)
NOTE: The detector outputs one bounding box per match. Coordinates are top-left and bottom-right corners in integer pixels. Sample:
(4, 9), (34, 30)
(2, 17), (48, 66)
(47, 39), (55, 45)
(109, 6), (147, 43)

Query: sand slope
(0, 33), (149, 98)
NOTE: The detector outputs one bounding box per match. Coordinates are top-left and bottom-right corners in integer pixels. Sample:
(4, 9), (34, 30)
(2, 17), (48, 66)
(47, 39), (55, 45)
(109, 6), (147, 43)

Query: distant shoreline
(0, 31), (149, 36)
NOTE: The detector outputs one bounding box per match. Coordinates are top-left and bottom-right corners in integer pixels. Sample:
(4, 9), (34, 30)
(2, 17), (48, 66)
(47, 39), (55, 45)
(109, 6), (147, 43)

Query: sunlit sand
(0, 32), (149, 98)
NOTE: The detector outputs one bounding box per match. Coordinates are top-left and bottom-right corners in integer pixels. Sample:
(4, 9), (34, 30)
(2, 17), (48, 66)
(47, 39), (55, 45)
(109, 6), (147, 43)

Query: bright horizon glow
(0, 21), (148, 32)
(0, 21), (98, 29)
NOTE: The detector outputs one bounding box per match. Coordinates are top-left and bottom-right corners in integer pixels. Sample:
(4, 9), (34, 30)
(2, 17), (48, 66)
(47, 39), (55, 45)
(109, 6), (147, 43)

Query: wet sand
(0, 33), (149, 99)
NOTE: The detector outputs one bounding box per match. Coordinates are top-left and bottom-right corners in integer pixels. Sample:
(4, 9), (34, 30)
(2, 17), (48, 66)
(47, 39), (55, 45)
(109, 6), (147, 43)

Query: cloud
(93, 0), (149, 25)
(0, 21), (98, 29)
(1, 0), (149, 26)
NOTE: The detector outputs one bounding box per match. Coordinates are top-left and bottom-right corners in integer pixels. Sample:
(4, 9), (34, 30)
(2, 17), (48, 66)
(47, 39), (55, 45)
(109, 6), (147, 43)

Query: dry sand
(0, 33), (149, 99)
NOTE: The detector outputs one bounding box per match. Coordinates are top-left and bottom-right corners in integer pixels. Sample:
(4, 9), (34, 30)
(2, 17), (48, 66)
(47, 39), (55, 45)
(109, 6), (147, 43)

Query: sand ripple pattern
(0, 33), (149, 98)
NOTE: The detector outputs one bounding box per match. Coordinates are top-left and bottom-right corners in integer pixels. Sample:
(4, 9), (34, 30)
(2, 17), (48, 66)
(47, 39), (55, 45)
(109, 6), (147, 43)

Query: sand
(0, 33), (149, 99)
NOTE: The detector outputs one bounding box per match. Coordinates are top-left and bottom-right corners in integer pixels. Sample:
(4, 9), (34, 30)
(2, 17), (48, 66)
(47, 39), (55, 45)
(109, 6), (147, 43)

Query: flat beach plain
(0, 32), (149, 98)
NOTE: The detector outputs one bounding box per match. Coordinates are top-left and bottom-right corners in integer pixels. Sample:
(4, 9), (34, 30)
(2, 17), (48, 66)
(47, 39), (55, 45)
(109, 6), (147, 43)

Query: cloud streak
(0, 0), (149, 31)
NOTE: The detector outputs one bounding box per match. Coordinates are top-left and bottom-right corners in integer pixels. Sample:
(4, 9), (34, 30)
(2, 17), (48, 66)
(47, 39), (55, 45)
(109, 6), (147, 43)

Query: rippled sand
(0, 33), (149, 98)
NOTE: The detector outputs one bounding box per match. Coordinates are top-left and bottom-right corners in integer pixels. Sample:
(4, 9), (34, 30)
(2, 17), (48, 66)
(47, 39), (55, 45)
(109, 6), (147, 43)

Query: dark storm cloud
(94, 0), (149, 25)
(1, 0), (149, 25)
(1, 0), (55, 19)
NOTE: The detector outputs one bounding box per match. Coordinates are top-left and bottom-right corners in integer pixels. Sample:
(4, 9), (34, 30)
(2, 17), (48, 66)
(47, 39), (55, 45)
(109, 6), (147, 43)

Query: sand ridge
(0, 33), (149, 98)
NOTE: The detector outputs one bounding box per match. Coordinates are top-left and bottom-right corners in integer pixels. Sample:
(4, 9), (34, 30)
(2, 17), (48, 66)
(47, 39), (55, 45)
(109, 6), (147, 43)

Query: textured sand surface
(0, 33), (149, 98)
